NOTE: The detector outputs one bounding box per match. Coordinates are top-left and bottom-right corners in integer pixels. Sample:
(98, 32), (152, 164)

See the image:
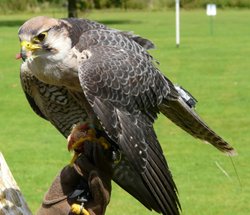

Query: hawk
(17, 16), (235, 215)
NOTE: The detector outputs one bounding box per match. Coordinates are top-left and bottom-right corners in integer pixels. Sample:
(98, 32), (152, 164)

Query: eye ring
(34, 32), (47, 42)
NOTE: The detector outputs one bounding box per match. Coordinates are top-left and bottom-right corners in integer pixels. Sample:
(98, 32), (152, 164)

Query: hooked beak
(20, 41), (41, 61)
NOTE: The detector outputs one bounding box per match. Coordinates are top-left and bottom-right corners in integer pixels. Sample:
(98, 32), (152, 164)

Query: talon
(98, 137), (109, 150)
(70, 152), (80, 166)
(70, 136), (93, 151)
(67, 123), (111, 164)
(67, 123), (91, 151)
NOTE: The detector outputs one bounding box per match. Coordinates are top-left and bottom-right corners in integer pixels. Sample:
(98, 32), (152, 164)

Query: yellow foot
(70, 152), (80, 166)
(67, 123), (110, 165)
(71, 203), (90, 215)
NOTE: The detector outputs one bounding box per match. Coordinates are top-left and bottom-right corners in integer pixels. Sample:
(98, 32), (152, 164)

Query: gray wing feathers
(120, 31), (155, 50)
(112, 156), (160, 212)
(78, 45), (180, 214)
(79, 46), (169, 116)
(76, 22), (234, 214)
(65, 17), (155, 51)
(90, 95), (180, 214)
(75, 28), (154, 59)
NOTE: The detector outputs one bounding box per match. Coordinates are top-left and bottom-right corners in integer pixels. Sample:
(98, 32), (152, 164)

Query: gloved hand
(36, 141), (112, 215)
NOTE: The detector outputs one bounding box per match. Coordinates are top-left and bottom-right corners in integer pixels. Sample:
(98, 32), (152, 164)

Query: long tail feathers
(160, 97), (236, 156)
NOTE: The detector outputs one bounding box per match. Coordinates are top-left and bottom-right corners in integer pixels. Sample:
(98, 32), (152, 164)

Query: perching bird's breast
(26, 53), (82, 91)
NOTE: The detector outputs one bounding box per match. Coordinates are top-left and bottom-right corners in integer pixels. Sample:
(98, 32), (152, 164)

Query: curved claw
(67, 123), (110, 164)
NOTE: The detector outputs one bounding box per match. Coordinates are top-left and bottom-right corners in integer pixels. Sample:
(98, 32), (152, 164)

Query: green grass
(0, 9), (249, 215)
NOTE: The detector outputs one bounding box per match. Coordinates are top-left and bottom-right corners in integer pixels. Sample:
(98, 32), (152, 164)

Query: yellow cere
(20, 40), (41, 51)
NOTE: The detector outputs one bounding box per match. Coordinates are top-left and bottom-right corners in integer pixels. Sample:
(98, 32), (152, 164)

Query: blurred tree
(111, 0), (122, 7)
(122, 0), (128, 10)
(93, 0), (101, 8)
(68, 0), (78, 17)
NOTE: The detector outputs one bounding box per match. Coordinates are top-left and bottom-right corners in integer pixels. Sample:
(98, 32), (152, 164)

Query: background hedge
(1, 0), (250, 13)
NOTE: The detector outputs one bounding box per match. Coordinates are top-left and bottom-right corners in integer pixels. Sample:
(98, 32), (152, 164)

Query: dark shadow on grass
(0, 19), (142, 28)
(96, 19), (142, 25)
(0, 20), (26, 27)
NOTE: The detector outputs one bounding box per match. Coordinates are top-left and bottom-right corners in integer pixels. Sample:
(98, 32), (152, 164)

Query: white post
(176, 0), (180, 48)
(206, 4), (217, 36)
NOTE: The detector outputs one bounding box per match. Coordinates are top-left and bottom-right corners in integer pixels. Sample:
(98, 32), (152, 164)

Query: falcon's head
(18, 16), (72, 62)
(17, 16), (81, 88)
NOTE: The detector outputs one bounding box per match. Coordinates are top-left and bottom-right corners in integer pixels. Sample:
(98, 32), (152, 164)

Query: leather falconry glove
(36, 141), (112, 215)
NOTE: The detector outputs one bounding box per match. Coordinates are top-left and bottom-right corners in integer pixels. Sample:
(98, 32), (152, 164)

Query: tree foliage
(1, 0), (250, 13)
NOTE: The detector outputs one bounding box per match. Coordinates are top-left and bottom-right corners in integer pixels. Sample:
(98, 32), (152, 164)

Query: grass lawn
(0, 9), (249, 215)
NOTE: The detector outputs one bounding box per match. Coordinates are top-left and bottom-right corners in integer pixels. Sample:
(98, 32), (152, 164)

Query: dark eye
(35, 32), (47, 42)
